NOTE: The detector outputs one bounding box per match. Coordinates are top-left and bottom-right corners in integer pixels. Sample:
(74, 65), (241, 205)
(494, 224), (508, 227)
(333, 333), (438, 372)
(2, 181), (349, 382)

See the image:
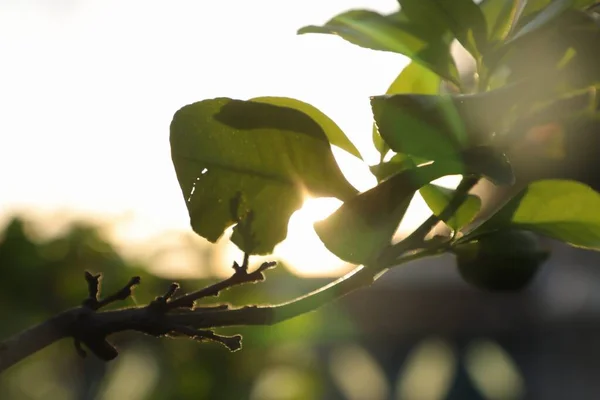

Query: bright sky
(0, 0), (445, 277)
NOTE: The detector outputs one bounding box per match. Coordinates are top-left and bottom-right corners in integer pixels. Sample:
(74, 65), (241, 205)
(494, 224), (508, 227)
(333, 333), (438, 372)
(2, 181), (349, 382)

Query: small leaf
(519, 0), (596, 21)
(510, 0), (573, 41)
(372, 62), (442, 159)
(298, 10), (459, 83)
(370, 149), (513, 191)
(420, 184), (482, 230)
(488, 9), (600, 93)
(496, 25), (570, 85)
(398, 0), (489, 58)
(371, 95), (466, 163)
(371, 154), (481, 230)
(315, 162), (465, 264)
(251, 96), (363, 160)
(556, 11), (600, 89)
(386, 61), (444, 95)
(170, 98), (357, 254)
(480, 0), (521, 41)
(372, 124), (390, 161)
(369, 153), (421, 182)
(466, 180), (600, 249)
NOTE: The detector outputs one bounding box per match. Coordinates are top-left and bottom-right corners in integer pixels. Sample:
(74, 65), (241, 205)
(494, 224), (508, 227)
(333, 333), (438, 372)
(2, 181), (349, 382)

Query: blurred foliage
(0, 216), (532, 399)
(0, 216), (357, 399)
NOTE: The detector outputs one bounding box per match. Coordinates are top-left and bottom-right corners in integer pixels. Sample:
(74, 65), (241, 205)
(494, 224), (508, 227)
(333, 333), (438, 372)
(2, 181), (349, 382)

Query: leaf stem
(377, 175), (480, 265)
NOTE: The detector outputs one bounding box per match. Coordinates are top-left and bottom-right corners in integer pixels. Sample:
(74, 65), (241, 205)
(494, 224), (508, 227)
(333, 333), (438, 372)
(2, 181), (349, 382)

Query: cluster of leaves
(170, 0), (600, 291)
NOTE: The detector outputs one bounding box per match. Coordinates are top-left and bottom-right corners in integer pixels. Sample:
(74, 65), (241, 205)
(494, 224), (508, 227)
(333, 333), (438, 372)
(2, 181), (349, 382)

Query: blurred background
(2, 0), (600, 399)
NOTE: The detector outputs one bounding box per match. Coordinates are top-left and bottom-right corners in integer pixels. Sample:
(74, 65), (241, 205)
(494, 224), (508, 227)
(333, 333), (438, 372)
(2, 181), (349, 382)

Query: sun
(274, 194), (432, 277)
(274, 197), (349, 277)
(273, 177), (463, 277)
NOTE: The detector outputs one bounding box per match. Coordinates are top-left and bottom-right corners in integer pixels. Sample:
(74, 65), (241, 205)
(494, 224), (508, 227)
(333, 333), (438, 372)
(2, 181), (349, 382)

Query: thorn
(91, 276), (141, 310)
(174, 326), (243, 352)
(160, 283), (180, 301)
(257, 261), (277, 273)
(84, 271), (102, 300)
(217, 334), (243, 352)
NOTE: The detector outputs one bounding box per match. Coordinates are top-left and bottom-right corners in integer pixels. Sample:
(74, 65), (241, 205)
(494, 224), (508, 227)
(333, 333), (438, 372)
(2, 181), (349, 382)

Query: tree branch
(0, 265), (374, 373)
(0, 176), (477, 373)
(0, 311), (76, 372)
(0, 249), (438, 373)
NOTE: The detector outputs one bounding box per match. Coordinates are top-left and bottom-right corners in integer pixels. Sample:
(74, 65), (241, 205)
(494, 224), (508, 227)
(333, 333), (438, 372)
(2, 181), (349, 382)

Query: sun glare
(273, 172), (463, 276)
(275, 197), (347, 277)
(0, 0), (457, 279)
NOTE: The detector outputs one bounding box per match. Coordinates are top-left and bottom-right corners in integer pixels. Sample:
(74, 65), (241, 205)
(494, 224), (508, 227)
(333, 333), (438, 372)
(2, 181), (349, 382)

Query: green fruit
(452, 230), (550, 292)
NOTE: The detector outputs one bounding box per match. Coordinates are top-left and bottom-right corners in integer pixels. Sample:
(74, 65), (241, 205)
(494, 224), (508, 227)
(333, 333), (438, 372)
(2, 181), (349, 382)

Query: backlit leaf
(519, 0), (596, 22)
(371, 81), (547, 159)
(370, 153), (420, 182)
(398, 0), (489, 58)
(298, 10), (459, 83)
(480, 0), (520, 41)
(170, 98), (357, 254)
(510, 0), (573, 41)
(252, 96), (363, 160)
(466, 180), (600, 249)
(371, 94), (466, 163)
(372, 62), (442, 159)
(420, 184), (482, 230)
(315, 162), (466, 264)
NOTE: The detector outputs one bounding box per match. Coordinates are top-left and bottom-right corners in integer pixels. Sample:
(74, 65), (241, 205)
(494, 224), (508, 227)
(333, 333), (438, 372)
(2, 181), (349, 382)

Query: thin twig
(166, 259), (277, 309)
(378, 175), (480, 265)
(82, 272), (140, 311)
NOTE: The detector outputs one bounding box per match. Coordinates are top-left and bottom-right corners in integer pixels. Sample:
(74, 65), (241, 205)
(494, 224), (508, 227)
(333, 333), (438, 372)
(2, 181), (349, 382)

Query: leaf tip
(297, 25), (322, 35)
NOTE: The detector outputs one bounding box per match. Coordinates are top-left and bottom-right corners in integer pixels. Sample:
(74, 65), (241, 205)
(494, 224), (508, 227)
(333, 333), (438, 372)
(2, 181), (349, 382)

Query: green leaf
(298, 10), (459, 83)
(420, 184), (482, 230)
(557, 11), (600, 89)
(370, 153), (419, 182)
(371, 81), (551, 157)
(466, 180), (600, 249)
(372, 61), (442, 160)
(520, 0), (596, 21)
(372, 125), (390, 161)
(170, 98), (357, 254)
(371, 94), (466, 163)
(315, 162), (465, 264)
(494, 22), (570, 85)
(494, 1), (595, 50)
(386, 61), (444, 95)
(398, 0), (489, 58)
(370, 148), (513, 189)
(480, 0), (520, 41)
(489, 9), (600, 92)
(510, 0), (574, 41)
(251, 96), (363, 160)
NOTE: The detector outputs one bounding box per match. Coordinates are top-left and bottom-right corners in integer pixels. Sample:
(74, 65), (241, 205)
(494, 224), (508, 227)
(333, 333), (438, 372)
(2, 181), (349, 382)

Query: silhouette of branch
(0, 177), (474, 373)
